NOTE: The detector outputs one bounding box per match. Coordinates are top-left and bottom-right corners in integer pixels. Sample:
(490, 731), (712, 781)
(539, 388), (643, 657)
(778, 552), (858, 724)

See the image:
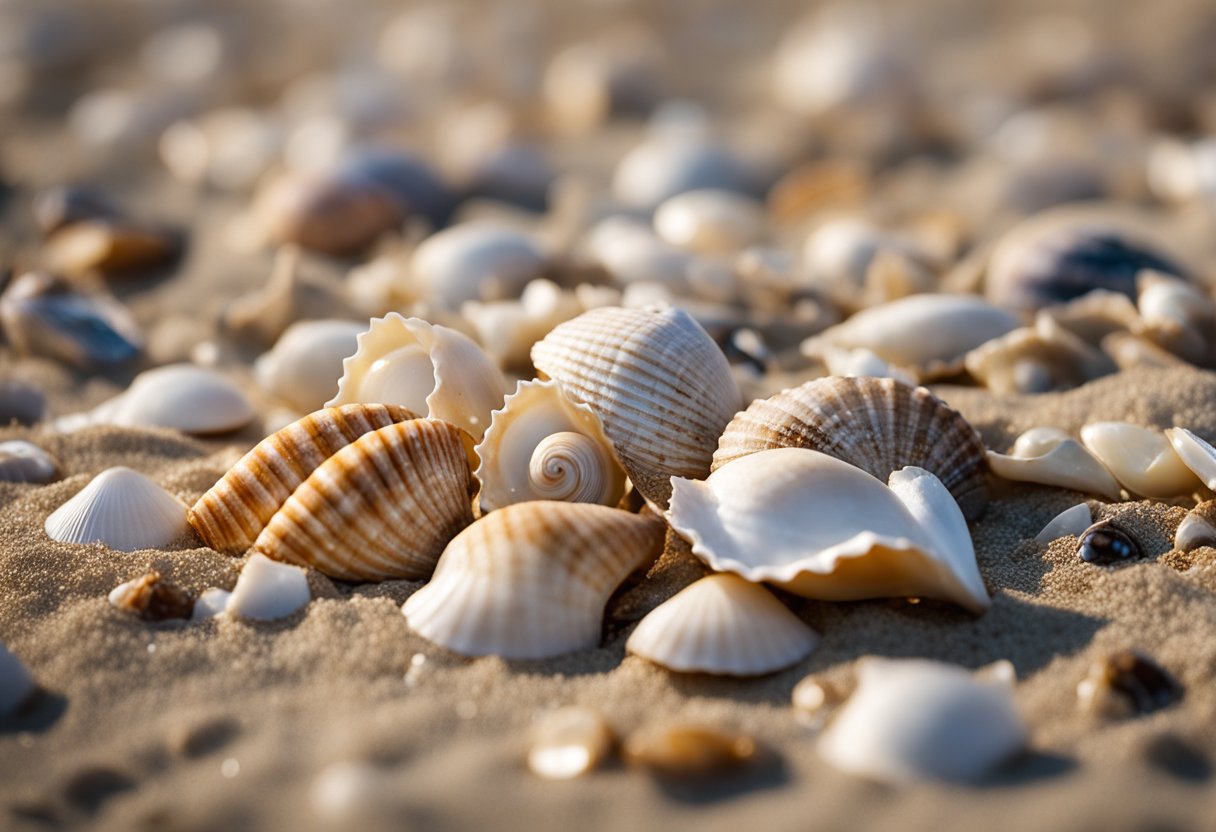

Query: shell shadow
(0, 687), (67, 734)
(641, 749), (790, 805)
(976, 750), (1079, 788)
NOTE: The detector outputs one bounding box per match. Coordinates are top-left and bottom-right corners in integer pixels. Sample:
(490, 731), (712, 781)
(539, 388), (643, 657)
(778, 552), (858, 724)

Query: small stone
(0, 440), (60, 484)
(108, 571), (194, 621)
(225, 554), (310, 621)
(1077, 521), (1142, 565)
(623, 723), (756, 776)
(527, 706), (615, 780)
(1077, 649), (1183, 718)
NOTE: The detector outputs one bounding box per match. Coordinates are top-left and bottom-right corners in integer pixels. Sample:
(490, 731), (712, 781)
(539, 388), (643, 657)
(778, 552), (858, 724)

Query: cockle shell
(475, 380), (626, 513)
(189, 404), (419, 554)
(252, 418), (476, 581)
(531, 305), (741, 507)
(670, 448), (990, 613)
(713, 376), (988, 521)
(625, 573), (819, 676)
(1080, 422), (1201, 498)
(1164, 427), (1216, 490)
(987, 427), (1123, 500)
(328, 313), (508, 440)
(254, 319), (365, 414)
(653, 189), (766, 255)
(412, 223), (546, 312)
(0, 643), (36, 715)
(45, 467), (190, 552)
(964, 314), (1115, 394)
(818, 658), (1026, 784)
(402, 502), (665, 659)
(0, 440), (60, 484)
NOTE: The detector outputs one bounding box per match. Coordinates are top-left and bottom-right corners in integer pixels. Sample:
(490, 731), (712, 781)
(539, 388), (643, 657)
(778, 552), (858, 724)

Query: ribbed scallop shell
(252, 418), (476, 581)
(531, 305), (741, 507)
(626, 574), (819, 676)
(45, 467), (189, 552)
(402, 502), (665, 659)
(188, 404), (419, 554)
(712, 376), (988, 521)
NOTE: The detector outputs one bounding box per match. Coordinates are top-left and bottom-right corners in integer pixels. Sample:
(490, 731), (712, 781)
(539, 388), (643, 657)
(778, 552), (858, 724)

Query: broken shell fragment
(1077, 650), (1183, 718)
(1080, 422), (1201, 498)
(987, 427), (1122, 500)
(964, 314), (1115, 394)
(623, 724), (757, 776)
(527, 706), (616, 780)
(0, 440), (60, 484)
(1163, 427), (1216, 490)
(254, 319), (365, 414)
(45, 467), (190, 552)
(0, 643), (36, 715)
(108, 571), (194, 620)
(1034, 503), (1093, 544)
(1077, 520), (1143, 566)
(225, 554), (310, 621)
(1174, 500), (1216, 553)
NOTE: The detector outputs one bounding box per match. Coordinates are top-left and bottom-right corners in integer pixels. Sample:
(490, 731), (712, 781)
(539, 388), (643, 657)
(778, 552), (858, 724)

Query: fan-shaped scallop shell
(402, 502), (665, 659)
(531, 305), (742, 507)
(251, 418), (476, 581)
(712, 376), (988, 521)
(45, 467), (189, 552)
(188, 404), (419, 554)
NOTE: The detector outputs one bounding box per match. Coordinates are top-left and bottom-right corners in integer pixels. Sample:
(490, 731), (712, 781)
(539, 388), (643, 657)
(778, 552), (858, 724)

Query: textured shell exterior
(625, 574), (820, 676)
(1080, 422), (1201, 498)
(45, 467), (189, 552)
(412, 223), (546, 311)
(475, 380), (626, 512)
(0, 440), (60, 484)
(1165, 427), (1216, 490)
(818, 658), (1026, 784)
(327, 312), (508, 440)
(987, 432), (1122, 500)
(531, 305), (742, 507)
(402, 502), (665, 659)
(252, 418), (476, 581)
(670, 448), (990, 613)
(188, 404), (419, 554)
(964, 314), (1115, 394)
(254, 319), (365, 414)
(712, 376), (988, 521)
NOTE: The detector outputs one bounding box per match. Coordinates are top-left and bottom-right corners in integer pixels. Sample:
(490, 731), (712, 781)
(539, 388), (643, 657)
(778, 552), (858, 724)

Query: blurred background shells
(411, 223), (547, 311)
(254, 319), (365, 415)
(0, 440), (60, 484)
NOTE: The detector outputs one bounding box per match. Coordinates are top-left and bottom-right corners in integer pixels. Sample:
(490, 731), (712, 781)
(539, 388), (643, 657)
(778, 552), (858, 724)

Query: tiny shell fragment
(225, 554), (310, 621)
(623, 724), (757, 776)
(527, 706), (615, 780)
(108, 571), (194, 621)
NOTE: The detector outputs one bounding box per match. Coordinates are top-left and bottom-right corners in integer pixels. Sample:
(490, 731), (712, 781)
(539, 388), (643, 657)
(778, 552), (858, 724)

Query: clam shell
(531, 305), (741, 507)
(402, 502), (665, 659)
(964, 314), (1115, 394)
(1164, 427), (1216, 490)
(475, 380), (626, 512)
(412, 223), (546, 312)
(226, 553), (310, 621)
(713, 376), (988, 521)
(252, 418), (476, 581)
(0, 440), (60, 484)
(328, 313), (507, 440)
(625, 573), (819, 676)
(45, 466), (190, 552)
(1034, 503), (1093, 544)
(189, 404), (419, 554)
(987, 427), (1123, 500)
(671, 448), (990, 613)
(1080, 422), (1201, 498)
(0, 642), (36, 715)
(254, 319), (365, 414)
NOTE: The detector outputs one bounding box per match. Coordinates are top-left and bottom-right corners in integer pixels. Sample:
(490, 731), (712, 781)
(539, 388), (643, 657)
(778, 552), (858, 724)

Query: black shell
(1092, 650), (1184, 716)
(1077, 520), (1142, 565)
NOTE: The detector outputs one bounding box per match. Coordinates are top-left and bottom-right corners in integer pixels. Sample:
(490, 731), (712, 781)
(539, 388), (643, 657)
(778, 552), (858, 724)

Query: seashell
(225, 553), (310, 621)
(527, 706), (616, 780)
(0, 440), (60, 484)
(1077, 650), (1183, 718)
(1080, 422), (1201, 498)
(626, 573), (819, 677)
(328, 313), (507, 440)
(964, 313), (1115, 394)
(713, 376), (988, 521)
(0, 642), (36, 715)
(531, 305), (741, 508)
(43, 219), (180, 277)
(1136, 273), (1216, 345)
(1174, 499), (1216, 553)
(1147, 137), (1216, 205)
(411, 223), (546, 312)
(0, 271), (143, 369)
(1101, 330), (1187, 371)
(251, 171), (403, 256)
(791, 674), (844, 728)
(653, 189), (766, 255)
(461, 278), (584, 371)
(987, 427), (1123, 500)
(0, 379), (46, 426)
(475, 380), (626, 513)
(671, 448), (990, 613)
(189, 404), (418, 554)
(108, 570), (194, 621)
(801, 218), (935, 311)
(1040, 290), (1140, 346)
(1164, 427), (1216, 490)
(402, 502), (665, 659)
(584, 217), (693, 293)
(45, 467), (189, 552)
(1076, 520), (1143, 566)
(254, 319), (365, 414)
(252, 418), (476, 582)
(542, 30), (662, 135)
(336, 146), (457, 230)
(623, 723), (757, 776)
(1033, 503), (1092, 544)
(819, 346), (916, 385)
(33, 185), (124, 236)
(818, 658), (1026, 784)
(191, 588), (231, 621)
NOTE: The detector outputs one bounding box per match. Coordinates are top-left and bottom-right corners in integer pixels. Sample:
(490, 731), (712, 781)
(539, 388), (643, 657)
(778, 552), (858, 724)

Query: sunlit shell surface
(412, 223), (546, 311)
(1034, 503), (1093, 544)
(964, 314), (1115, 394)
(1164, 427), (1216, 490)
(0, 440), (60, 484)
(252, 418), (476, 581)
(653, 189), (766, 255)
(1174, 499), (1216, 553)
(225, 553), (310, 621)
(45, 466), (189, 552)
(0, 643), (35, 715)
(475, 380), (626, 513)
(818, 658), (1026, 784)
(527, 706), (616, 780)
(328, 312), (507, 440)
(987, 427), (1123, 500)
(532, 305), (741, 507)
(670, 448), (990, 613)
(402, 502), (665, 659)
(626, 573), (819, 676)
(1080, 422), (1201, 498)
(254, 319), (365, 414)
(713, 376), (988, 521)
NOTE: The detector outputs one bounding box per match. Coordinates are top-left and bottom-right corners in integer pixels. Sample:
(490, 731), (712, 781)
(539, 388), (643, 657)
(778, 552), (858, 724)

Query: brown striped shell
(188, 404), (418, 554)
(252, 418), (477, 581)
(712, 377), (988, 520)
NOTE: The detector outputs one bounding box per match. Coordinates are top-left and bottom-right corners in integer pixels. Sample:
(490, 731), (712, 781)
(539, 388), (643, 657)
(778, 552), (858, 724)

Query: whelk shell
(0, 440), (60, 484)
(0, 643), (36, 715)
(1080, 422), (1201, 498)
(45, 467), (190, 552)
(254, 319), (365, 415)
(987, 427), (1123, 500)
(402, 502), (665, 659)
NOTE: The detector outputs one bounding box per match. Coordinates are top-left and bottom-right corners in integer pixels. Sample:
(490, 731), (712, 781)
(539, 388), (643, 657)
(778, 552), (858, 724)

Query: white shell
(626, 574), (819, 676)
(0, 440), (60, 484)
(461, 279), (584, 371)
(801, 217), (934, 309)
(254, 319), (364, 414)
(987, 428), (1123, 500)
(45, 467), (190, 552)
(1080, 422), (1201, 498)
(964, 314), (1114, 394)
(0, 643), (36, 715)
(1034, 503), (1093, 544)
(225, 553), (310, 621)
(527, 706), (616, 780)
(1175, 500), (1216, 552)
(412, 223), (546, 311)
(585, 217), (692, 292)
(1164, 427), (1216, 490)
(668, 448), (990, 613)
(612, 130), (751, 211)
(191, 588), (232, 621)
(328, 312), (507, 439)
(818, 658), (1027, 784)
(653, 189), (766, 255)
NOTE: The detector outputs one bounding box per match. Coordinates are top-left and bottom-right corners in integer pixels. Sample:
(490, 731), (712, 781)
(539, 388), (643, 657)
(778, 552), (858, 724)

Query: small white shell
(964, 314), (1114, 394)
(1034, 503), (1093, 544)
(0, 440), (60, 484)
(191, 588), (232, 621)
(461, 279), (584, 371)
(1164, 427), (1216, 490)
(653, 189), (766, 255)
(254, 319), (364, 414)
(987, 428), (1123, 500)
(1080, 422), (1201, 498)
(45, 467), (190, 552)
(626, 574), (819, 676)
(0, 642), (36, 715)
(818, 658), (1026, 784)
(225, 553), (310, 621)
(527, 706), (616, 780)
(412, 223), (546, 311)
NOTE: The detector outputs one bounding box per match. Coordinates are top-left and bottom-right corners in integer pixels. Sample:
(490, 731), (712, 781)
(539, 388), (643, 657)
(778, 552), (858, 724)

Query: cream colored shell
(1080, 422), (1201, 498)
(46, 467), (189, 552)
(964, 314), (1114, 395)
(412, 222), (546, 311)
(987, 427), (1123, 500)
(653, 189), (766, 255)
(1165, 427), (1216, 490)
(254, 319), (365, 414)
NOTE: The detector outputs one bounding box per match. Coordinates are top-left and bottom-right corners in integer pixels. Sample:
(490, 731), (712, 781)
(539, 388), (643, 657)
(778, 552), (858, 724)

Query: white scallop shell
(1164, 427), (1216, 490)
(0, 642), (35, 715)
(412, 222), (546, 311)
(668, 448), (990, 613)
(964, 314), (1115, 394)
(626, 573), (820, 676)
(1034, 503), (1093, 544)
(254, 319), (364, 414)
(45, 466), (190, 552)
(1080, 422), (1201, 498)
(818, 658), (1027, 784)
(653, 189), (766, 255)
(225, 553), (310, 621)
(987, 427), (1123, 500)
(327, 312), (507, 440)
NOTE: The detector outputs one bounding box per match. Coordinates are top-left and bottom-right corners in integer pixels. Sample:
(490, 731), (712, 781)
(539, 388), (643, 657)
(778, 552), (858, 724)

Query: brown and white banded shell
(188, 404), (418, 554)
(712, 376), (988, 521)
(252, 418), (476, 581)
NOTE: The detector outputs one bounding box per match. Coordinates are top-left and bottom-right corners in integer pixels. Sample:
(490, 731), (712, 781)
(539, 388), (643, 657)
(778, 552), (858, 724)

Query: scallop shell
(0, 440), (60, 484)
(254, 319), (365, 414)
(226, 553), (310, 621)
(252, 418), (476, 581)
(0, 642), (36, 715)
(987, 427), (1123, 500)
(818, 658), (1026, 784)
(1080, 422), (1201, 498)
(475, 380), (626, 512)
(328, 313), (507, 440)
(964, 314), (1116, 394)
(1164, 427), (1216, 490)
(402, 502), (665, 659)
(670, 448), (990, 613)
(1033, 503), (1093, 544)
(45, 466), (190, 552)
(412, 223), (546, 312)
(625, 573), (820, 676)
(188, 404), (419, 554)
(531, 305), (742, 507)
(712, 376), (988, 521)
